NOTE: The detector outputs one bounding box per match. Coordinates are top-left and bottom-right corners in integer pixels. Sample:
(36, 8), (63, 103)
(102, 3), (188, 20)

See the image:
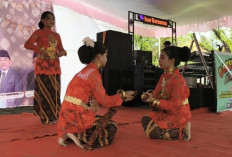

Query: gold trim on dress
(183, 98), (189, 105)
(64, 95), (89, 110)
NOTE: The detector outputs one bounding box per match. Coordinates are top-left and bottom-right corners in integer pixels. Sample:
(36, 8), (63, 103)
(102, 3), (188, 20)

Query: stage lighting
(138, 14), (144, 21)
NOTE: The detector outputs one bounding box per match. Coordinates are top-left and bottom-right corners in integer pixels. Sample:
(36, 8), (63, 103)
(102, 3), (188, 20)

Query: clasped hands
(117, 90), (137, 102)
(89, 97), (99, 113)
(39, 47), (67, 59)
(89, 90), (137, 113)
(141, 90), (160, 109)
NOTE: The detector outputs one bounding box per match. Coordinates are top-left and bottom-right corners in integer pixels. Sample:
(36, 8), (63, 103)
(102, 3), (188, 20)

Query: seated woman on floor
(57, 37), (135, 149)
(141, 46), (192, 141)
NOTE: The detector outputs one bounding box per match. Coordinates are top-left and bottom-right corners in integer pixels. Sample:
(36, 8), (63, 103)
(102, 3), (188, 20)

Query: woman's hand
(57, 50), (67, 57)
(117, 90), (137, 102)
(123, 90), (137, 102)
(89, 97), (99, 113)
(140, 90), (160, 110)
(141, 90), (154, 103)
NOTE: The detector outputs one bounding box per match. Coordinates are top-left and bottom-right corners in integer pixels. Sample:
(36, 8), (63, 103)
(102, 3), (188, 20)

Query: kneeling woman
(57, 37), (135, 149)
(141, 46), (192, 141)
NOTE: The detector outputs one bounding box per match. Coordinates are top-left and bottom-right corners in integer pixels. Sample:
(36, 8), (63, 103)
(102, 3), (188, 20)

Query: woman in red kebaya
(24, 11), (67, 124)
(57, 37), (135, 149)
(141, 46), (192, 141)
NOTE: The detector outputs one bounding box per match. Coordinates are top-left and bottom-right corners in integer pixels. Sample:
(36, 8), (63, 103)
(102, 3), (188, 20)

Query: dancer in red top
(141, 46), (192, 141)
(58, 37), (135, 149)
(24, 11), (67, 124)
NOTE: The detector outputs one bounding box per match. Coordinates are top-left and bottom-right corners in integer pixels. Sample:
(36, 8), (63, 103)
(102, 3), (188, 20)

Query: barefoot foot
(67, 133), (83, 149)
(58, 134), (68, 146)
(183, 122), (191, 141)
(51, 120), (58, 124)
(58, 137), (68, 146)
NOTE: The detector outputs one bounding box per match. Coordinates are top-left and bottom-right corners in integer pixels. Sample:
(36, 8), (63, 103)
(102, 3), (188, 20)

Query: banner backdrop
(0, 0), (125, 108)
(214, 51), (232, 112)
(0, 0), (53, 108)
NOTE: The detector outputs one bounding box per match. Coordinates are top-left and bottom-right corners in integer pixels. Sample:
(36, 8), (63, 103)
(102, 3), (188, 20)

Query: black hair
(163, 41), (171, 46)
(78, 42), (108, 64)
(162, 46), (190, 66)
(38, 11), (54, 29)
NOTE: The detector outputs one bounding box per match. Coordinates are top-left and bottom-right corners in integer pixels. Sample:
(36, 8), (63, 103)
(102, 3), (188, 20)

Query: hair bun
(38, 21), (44, 29)
(179, 46), (190, 62)
(78, 41), (107, 65)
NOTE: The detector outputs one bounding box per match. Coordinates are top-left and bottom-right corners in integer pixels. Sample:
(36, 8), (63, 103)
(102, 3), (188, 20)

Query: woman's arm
(89, 70), (123, 108)
(56, 34), (67, 57)
(153, 75), (163, 99)
(24, 31), (41, 53)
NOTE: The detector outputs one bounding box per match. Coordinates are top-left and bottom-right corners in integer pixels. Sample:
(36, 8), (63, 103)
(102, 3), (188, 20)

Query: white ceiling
(75, 0), (232, 26)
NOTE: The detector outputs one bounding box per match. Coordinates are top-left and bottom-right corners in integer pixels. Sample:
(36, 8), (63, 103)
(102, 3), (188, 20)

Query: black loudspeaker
(101, 69), (121, 95)
(97, 30), (133, 95)
(97, 30), (133, 69)
(134, 50), (152, 65)
(133, 64), (163, 95)
(101, 67), (134, 95)
(189, 88), (216, 110)
(123, 64), (164, 106)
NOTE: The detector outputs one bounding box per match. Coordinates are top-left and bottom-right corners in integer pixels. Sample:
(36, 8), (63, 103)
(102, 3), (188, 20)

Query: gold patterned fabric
(34, 74), (61, 124)
(76, 116), (118, 149)
(141, 116), (181, 140)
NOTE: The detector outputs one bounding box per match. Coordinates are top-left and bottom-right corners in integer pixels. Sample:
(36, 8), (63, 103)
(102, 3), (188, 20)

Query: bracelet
(146, 89), (153, 94)
(152, 99), (160, 107)
(117, 89), (126, 99)
(141, 92), (149, 101)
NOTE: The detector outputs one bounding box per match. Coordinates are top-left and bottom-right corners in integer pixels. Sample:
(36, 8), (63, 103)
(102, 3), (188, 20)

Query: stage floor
(0, 106), (232, 157)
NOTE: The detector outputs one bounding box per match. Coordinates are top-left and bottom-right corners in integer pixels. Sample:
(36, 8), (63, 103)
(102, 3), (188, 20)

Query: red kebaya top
(150, 69), (192, 130)
(24, 28), (64, 75)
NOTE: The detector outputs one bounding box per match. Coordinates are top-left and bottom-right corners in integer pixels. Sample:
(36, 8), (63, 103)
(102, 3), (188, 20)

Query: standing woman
(57, 37), (135, 149)
(24, 11), (67, 124)
(141, 46), (192, 141)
